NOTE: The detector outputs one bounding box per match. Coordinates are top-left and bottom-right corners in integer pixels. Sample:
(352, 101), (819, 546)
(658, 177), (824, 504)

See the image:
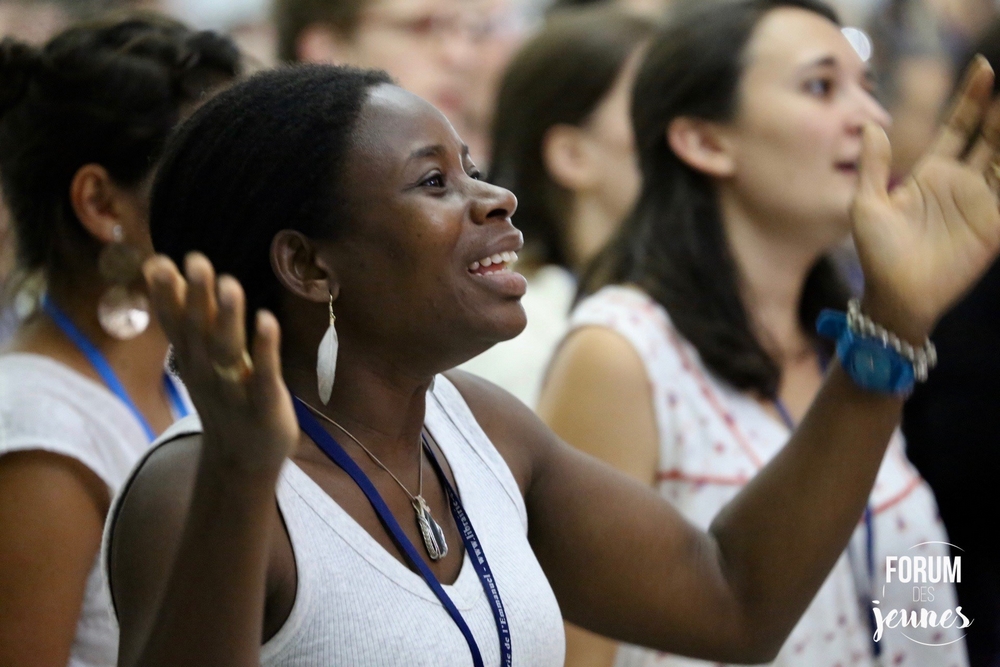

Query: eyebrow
(406, 143), (471, 162)
(799, 55), (838, 72)
(798, 54), (875, 84)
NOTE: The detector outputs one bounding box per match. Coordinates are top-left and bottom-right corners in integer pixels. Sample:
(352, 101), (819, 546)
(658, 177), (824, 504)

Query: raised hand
(852, 56), (1000, 341)
(144, 252), (298, 474)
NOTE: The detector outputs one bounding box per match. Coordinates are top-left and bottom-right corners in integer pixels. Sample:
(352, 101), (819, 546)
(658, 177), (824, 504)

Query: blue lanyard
(293, 397), (512, 667)
(775, 399), (880, 657)
(42, 297), (188, 443)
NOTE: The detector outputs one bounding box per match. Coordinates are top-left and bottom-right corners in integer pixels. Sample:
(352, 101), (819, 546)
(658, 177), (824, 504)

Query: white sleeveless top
(569, 287), (968, 667)
(104, 374), (566, 667)
(0, 353), (189, 667)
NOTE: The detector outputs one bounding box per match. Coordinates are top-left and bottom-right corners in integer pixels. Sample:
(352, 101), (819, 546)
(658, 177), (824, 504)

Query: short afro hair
(150, 64), (393, 328)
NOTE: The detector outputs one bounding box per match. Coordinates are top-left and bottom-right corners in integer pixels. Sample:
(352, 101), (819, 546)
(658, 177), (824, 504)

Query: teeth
(469, 250), (521, 272)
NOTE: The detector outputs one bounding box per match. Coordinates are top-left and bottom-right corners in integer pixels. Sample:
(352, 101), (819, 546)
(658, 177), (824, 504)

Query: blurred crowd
(2, 0), (1000, 666)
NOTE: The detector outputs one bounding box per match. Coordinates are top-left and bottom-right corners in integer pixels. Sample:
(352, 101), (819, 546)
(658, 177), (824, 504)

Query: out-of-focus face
(720, 7), (890, 250)
(574, 48), (644, 262)
(461, 0), (533, 162)
(302, 0), (478, 123)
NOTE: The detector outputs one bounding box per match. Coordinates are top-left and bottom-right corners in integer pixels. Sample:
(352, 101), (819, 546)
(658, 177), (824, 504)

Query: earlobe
(70, 164), (127, 243)
(666, 117), (736, 178)
(542, 124), (596, 191)
(270, 229), (339, 305)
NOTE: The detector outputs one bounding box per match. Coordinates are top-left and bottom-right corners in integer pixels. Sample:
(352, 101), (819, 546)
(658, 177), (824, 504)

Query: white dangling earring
(317, 293), (338, 404)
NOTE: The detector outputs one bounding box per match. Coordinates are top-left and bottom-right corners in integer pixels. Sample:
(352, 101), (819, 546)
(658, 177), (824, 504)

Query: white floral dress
(566, 286), (968, 667)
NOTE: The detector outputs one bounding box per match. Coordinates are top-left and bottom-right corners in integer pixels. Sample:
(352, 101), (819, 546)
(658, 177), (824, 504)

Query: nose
(470, 180), (517, 225)
(847, 86), (892, 135)
(440, 29), (477, 71)
(434, 9), (480, 71)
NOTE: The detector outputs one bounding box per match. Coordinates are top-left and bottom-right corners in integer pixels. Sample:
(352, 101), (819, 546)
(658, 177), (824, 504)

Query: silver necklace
(300, 401), (449, 561)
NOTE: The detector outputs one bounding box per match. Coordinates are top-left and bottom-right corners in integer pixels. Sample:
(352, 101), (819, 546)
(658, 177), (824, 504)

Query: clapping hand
(852, 56), (1000, 341)
(145, 253), (298, 475)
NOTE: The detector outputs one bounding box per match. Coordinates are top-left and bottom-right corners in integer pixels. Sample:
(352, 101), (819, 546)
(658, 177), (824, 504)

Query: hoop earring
(317, 292), (338, 404)
(96, 225), (149, 340)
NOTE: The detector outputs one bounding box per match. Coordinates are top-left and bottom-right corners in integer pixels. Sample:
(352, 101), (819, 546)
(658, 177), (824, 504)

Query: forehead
(365, 0), (466, 17)
(347, 84), (465, 177)
(743, 7), (862, 76)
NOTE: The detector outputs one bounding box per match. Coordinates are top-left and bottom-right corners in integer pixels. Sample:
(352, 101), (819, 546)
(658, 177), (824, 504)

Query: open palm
(852, 56), (1000, 339)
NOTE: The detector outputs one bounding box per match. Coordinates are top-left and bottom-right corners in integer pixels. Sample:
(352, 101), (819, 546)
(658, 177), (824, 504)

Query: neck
(566, 192), (621, 273)
(719, 193), (820, 363)
(23, 271), (170, 390)
(283, 344), (433, 463)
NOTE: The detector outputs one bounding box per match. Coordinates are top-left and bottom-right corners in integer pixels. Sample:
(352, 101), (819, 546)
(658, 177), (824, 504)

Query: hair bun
(172, 30), (241, 94)
(0, 38), (39, 116)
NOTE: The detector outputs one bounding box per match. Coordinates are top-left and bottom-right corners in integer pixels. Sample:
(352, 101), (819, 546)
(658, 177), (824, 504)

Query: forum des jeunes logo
(871, 542), (972, 647)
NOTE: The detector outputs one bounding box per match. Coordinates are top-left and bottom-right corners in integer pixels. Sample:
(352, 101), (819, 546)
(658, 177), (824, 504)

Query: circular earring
(96, 225), (149, 340)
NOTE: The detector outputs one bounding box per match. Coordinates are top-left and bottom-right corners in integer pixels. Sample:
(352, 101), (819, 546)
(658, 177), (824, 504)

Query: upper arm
(447, 370), (756, 661)
(110, 436), (295, 667)
(537, 326), (659, 485)
(0, 450), (108, 667)
(109, 436), (202, 667)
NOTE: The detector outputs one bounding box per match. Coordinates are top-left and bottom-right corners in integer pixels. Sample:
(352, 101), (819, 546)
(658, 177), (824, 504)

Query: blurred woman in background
(0, 15), (240, 667)
(540, 1), (968, 666)
(461, 7), (656, 406)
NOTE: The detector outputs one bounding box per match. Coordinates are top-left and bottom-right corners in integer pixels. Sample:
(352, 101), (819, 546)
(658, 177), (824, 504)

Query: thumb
(857, 122), (892, 202)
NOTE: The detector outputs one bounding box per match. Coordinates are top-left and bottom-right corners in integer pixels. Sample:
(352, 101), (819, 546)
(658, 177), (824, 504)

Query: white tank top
(0, 353), (190, 667)
(104, 375), (566, 667)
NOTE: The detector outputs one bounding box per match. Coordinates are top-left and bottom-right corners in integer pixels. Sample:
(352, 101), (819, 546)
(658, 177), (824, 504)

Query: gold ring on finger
(212, 350), (254, 383)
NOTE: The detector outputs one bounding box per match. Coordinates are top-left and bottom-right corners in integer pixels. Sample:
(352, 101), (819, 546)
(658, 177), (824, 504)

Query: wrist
(817, 298), (938, 394)
(198, 429), (288, 483)
(858, 292), (933, 346)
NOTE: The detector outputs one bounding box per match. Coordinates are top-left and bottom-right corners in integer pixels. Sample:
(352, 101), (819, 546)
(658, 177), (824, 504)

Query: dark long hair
(488, 7), (658, 269)
(582, 0), (850, 399)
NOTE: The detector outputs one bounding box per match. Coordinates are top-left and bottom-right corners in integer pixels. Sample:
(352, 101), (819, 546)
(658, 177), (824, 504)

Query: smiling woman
(103, 15), (1000, 666)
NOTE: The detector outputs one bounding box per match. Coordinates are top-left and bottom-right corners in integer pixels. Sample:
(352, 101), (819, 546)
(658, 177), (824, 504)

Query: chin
(475, 301), (528, 346)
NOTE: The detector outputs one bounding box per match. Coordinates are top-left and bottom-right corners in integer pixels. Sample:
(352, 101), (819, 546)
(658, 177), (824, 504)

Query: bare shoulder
(544, 325), (650, 395)
(109, 433), (202, 615)
(538, 326), (659, 485)
(442, 369), (558, 497)
(539, 326), (653, 432)
(443, 328), (655, 496)
(0, 451), (110, 665)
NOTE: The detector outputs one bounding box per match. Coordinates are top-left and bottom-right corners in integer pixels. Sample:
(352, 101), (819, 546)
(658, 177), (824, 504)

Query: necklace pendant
(413, 495), (448, 561)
